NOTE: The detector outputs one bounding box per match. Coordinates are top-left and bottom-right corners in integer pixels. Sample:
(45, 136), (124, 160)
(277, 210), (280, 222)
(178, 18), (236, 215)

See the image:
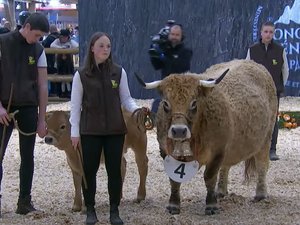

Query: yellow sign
(111, 80), (118, 88)
(28, 56), (35, 65)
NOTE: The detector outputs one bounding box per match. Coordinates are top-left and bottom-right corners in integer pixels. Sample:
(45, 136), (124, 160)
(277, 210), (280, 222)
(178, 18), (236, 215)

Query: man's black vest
(0, 31), (43, 106)
(249, 40), (284, 94)
(79, 63), (127, 135)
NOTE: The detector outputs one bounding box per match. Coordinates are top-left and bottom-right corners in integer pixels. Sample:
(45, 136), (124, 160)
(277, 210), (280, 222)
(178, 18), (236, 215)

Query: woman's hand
(37, 119), (47, 138)
(0, 105), (10, 126)
(71, 136), (80, 150)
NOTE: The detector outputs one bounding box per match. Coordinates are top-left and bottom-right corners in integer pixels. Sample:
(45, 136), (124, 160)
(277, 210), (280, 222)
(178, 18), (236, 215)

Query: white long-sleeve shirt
(246, 48), (289, 85)
(70, 68), (139, 137)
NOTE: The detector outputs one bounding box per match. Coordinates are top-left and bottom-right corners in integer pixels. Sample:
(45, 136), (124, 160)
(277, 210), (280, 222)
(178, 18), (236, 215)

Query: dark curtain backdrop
(78, 0), (299, 98)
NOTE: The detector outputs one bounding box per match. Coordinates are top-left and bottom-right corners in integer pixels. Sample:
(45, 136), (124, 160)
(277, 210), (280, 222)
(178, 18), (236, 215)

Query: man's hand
(71, 137), (80, 150)
(0, 104), (10, 126)
(37, 119), (47, 138)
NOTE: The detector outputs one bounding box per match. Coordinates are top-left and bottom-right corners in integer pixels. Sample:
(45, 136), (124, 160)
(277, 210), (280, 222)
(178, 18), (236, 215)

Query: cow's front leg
(71, 170), (83, 212)
(167, 179), (181, 215)
(204, 154), (223, 215)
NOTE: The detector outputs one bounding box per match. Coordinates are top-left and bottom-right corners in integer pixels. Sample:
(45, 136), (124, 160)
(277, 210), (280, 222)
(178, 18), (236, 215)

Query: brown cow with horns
(137, 59), (277, 215)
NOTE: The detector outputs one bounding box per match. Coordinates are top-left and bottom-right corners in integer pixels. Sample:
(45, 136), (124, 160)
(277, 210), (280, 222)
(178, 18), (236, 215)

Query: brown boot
(15, 195), (37, 215)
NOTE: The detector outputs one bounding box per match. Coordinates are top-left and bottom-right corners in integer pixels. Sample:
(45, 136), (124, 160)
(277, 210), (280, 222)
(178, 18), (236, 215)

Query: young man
(246, 21), (289, 161)
(0, 13), (49, 216)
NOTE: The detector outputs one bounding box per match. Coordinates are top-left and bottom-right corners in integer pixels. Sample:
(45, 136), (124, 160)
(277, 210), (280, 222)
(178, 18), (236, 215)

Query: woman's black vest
(79, 63), (127, 135)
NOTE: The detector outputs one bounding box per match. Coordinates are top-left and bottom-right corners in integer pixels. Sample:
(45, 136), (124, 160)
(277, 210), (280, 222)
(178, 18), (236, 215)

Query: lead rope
(9, 110), (36, 136)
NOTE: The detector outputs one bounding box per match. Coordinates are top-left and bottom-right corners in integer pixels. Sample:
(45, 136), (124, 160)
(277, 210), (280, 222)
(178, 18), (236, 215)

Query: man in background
(246, 21), (289, 161)
(42, 24), (60, 97)
(149, 23), (193, 113)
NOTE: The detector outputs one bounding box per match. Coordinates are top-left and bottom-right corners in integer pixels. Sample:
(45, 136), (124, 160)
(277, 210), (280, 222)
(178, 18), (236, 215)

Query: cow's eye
(60, 124), (66, 130)
(190, 100), (197, 112)
(162, 100), (171, 113)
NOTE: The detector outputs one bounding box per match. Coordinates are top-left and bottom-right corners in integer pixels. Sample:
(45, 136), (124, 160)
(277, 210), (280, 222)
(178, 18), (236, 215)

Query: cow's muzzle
(45, 136), (54, 145)
(168, 124), (191, 140)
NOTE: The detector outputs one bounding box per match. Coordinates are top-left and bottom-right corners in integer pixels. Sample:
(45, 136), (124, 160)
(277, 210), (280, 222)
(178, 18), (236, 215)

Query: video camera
(148, 20), (176, 59)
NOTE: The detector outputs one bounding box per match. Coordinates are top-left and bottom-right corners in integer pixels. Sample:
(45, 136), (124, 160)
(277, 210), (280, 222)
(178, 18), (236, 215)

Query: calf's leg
(120, 156), (127, 199)
(71, 170), (83, 212)
(133, 144), (148, 202)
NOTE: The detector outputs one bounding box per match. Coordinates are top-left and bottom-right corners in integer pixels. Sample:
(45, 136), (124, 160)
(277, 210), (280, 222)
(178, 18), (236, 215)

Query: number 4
(174, 163), (186, 179)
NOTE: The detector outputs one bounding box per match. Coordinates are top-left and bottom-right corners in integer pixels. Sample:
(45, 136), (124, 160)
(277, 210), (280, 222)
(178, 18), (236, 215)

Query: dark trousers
(81, 134), (125, 207)
(270, 94), (280, 153)
(0, 106), (38, 197)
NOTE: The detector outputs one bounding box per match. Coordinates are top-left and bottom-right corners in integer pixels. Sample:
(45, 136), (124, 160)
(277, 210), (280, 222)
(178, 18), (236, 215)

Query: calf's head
(45, 111), (71, 150)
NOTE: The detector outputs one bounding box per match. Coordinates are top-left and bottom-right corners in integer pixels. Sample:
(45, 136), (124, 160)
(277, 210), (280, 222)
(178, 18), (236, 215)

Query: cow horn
(135, 72), (162, 89)
(199, 68), (230, 87)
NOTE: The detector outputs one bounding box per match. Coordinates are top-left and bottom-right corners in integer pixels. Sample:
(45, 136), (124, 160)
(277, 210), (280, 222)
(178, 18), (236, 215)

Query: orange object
(292, 123), (298, 128)
(284, 122), (293, 129)
(283, 114), (291, 121)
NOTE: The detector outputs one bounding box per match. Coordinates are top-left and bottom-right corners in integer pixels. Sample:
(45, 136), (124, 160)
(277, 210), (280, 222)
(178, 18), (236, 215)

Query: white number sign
(163, 155), (199, 183)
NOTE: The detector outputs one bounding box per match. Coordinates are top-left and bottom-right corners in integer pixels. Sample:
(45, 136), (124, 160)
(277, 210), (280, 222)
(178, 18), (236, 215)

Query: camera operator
(149, 23), (193, 113)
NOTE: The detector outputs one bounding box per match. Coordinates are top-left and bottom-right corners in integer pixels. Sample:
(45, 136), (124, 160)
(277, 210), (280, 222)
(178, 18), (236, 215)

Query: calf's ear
(45, 112), (54, 121)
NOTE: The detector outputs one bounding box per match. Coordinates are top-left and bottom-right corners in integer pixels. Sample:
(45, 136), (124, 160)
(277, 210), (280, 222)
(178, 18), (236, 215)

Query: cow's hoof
(253, 195), (267, 202)
(216, 192), (227, 199)
(166, 205), (180, 215)
(205, 206), (219, 215)
(134, 197), (145, 203)
(72, 205), (82, 212)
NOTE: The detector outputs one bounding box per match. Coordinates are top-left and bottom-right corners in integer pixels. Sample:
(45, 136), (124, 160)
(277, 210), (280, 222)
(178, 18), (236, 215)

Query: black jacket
(150, 42), (192, 79)
(0, 31), (43, 106)
(249, 39), (284, 94)
(42, 32), (59, 74)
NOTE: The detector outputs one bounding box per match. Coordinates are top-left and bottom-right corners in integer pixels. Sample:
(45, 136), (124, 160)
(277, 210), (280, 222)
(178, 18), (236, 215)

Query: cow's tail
(244, 156), (256, 184)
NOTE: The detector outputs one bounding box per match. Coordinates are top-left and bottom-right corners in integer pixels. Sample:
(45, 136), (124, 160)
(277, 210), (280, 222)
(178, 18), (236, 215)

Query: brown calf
(45, 108), (150, 211)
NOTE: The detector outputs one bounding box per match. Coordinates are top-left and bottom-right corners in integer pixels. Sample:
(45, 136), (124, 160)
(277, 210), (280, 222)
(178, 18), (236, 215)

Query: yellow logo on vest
(272, 59), (278, 65)
(28, 56), (35, 65)
(111, 80), (118, 88)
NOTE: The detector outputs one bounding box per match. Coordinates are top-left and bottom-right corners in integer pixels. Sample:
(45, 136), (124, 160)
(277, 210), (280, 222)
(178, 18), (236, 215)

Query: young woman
(70, 32), (140, 225)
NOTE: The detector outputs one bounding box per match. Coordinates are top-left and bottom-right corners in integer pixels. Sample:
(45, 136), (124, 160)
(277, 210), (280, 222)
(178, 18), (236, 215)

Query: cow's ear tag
(163, 155), (199, 183)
